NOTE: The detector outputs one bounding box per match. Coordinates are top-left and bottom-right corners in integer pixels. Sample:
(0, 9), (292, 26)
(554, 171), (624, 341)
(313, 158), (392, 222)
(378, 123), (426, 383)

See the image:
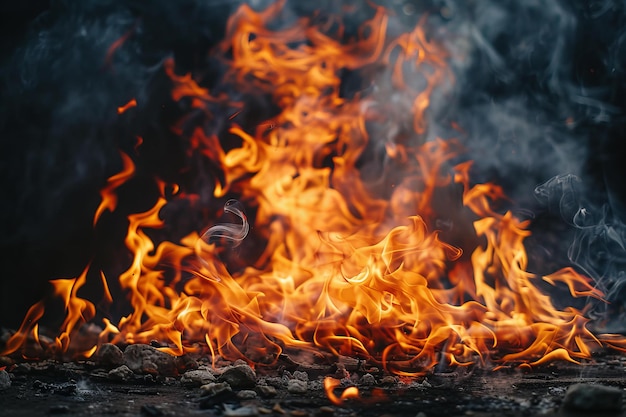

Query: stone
(108, 365), (135, 381)
(174, 355), (198, 373)
(0, 370), (11, 390)
(318, 406), (335, 416)
(359, 373), (376, 386)
(563, 383), (623, 412)
(380, 375), (398, 385)
(223, 406), (258, 416)
(200, 382), (232, 396)
(255, 385), (277, 398)
(124, 344), (177, 376)
(218, 364), (257, 389)
(180, 369), (216, 387)
(287, 378), (308, 394)
(237, 389), (258, 399)
(199, 383), (238, 409)
(95, 343), (124, 369)
(292, 370), (308, 382)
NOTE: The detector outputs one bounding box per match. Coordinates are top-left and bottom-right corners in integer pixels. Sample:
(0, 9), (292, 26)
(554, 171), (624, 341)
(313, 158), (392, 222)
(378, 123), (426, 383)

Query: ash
(1, 344), (625, 417)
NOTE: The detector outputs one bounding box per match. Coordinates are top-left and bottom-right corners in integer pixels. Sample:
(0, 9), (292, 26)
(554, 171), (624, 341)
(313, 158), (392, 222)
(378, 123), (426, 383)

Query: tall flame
(4, 2), (626, 375)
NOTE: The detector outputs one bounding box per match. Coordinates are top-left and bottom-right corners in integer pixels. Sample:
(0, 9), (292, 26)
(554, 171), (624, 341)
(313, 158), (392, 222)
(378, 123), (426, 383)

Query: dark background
(1, 0), (625, 330)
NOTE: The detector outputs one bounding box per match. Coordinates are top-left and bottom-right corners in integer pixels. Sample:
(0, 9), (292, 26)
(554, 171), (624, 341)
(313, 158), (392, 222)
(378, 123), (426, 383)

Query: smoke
(423, 0), (626, 327)
(1, 0), (625, 328)
(200, 199), (249, 247)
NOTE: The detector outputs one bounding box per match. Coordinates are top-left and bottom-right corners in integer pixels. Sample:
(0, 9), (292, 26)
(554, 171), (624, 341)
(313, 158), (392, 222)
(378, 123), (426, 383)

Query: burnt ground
(1, 352), (626, 417)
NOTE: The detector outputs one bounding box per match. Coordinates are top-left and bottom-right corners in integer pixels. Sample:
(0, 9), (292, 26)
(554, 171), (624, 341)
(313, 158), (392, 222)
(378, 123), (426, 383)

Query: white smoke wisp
(200, 199), (250, 248)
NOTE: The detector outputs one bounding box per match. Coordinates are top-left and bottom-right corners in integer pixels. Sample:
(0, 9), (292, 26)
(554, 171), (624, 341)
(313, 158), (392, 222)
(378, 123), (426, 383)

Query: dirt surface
(1, 355), (626, 417)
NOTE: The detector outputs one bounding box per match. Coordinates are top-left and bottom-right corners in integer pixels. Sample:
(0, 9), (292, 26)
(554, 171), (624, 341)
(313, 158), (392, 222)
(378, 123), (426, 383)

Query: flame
(4, 2), (626, 379)
(324, 377), (360, 406)
(93, 151), (135, 226)
(117, 98), (137, 114)
(105, 23), (137, 68)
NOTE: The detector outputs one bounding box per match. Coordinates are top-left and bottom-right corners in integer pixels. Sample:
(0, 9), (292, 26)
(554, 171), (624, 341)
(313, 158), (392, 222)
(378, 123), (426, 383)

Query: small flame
(93, 151), (135, 226)
(117, 98), (137, 114)
(324, 377), (360, 406)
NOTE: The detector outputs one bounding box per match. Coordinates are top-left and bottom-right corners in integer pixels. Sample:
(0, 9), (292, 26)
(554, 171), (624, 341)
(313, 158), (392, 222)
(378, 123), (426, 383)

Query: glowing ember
(3, 2), (626, 378)
(116, 98), (137, 115)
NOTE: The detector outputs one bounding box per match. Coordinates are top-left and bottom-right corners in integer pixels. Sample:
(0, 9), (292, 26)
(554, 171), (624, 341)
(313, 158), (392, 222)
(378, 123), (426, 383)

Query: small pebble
(359, 373), (376, 386)
(224, 406), (258, 416)
(272, 403), (286, 414)
(563, 383), (623, 412)
(237, 389), (258, 399)
(124, 344), (177, 376)
(293, 370), (308, 382)
(380, 376), (397, 385)
(219, 364), (257, 389)
(95, 343), (124, 369)
(256, 385), (277, 398)
(200, 382), (232, 396)
(180, 369), (216, 387)
(318, 406), (334, 416)
(0, 370), (11, 390)
(108, 365), (135, 381)
(287, 379), (308, 394)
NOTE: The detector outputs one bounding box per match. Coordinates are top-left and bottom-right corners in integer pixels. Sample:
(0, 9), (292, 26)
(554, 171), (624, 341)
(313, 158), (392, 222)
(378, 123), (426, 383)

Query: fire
(324, 377), (360, 406)
(4, 1), (626, 378)
(116, 98), (137, 115)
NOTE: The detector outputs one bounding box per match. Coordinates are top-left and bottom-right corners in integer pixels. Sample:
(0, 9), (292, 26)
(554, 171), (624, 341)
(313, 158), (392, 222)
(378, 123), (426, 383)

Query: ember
(2, 0), (626, 416)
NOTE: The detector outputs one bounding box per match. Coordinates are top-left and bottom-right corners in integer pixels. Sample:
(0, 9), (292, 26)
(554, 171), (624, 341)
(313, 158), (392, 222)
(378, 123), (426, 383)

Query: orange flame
(117, 98), (137, 114)
(324, 377), (360, 406)
(93, 151), (135, 226)
(4, 2), (626, 380)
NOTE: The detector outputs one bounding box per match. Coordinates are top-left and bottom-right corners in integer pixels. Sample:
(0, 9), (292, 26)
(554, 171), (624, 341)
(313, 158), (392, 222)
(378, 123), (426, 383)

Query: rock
(124, 344), (177, 376)
(200, 382), (232, 396)
(174, 355), (198, 373)
(199, 383), (238, 409)
(0, 356), (14, 367)
(218, 364), (256, 389)
(563, 383), (623, 412)
(380, 375), (398, 385)
(108, 365), (135, 381)
(255, 385), (277, 398)
(287, 378), (308, 394)
(236, 389), (257, 399)
(0, 370), (11, 390)
(359, 373), (376, 386)
(224, 406), (258, 416)
(180, 369), (216, 387)
(33, 380), (76, 395)
(13, 363), (31, 374)
(292, 370), (308, 381)
(95, 343), (124, 369)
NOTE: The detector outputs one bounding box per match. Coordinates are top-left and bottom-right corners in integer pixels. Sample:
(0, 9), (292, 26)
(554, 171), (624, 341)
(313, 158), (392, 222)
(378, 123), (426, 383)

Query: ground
(1, 352), (625, 417)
